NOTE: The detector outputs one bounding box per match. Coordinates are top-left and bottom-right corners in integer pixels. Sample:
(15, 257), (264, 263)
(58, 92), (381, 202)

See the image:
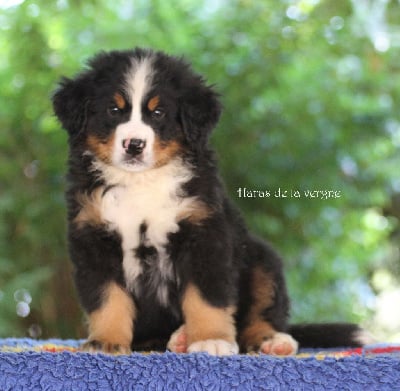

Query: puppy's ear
(52, 76), (90, 137)
(180, 82), (222, 149)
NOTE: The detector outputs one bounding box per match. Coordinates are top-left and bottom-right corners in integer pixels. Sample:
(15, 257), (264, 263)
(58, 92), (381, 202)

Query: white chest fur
(94, 159), (194, 305)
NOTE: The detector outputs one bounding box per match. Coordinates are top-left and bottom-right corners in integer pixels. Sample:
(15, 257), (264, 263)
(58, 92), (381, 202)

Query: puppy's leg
(69, 201), (135, 354)
(172, 219), (239, 356)
(238, 264), (298, 356)
(182, 283), (238, 356)
(81, 281), (135, 354)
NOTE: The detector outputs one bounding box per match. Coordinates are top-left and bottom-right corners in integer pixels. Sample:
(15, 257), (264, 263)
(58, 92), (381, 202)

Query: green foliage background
(0, 0), (399, 340)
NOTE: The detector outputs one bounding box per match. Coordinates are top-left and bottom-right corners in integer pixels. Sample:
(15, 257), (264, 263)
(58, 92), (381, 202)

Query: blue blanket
(1, 339), (399, 390)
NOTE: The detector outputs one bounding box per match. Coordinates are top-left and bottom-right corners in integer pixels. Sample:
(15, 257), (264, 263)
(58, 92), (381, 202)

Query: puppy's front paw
(81, 339), (131, 355)
(188, 339), (239, 356)
(259, 332), (298, 356)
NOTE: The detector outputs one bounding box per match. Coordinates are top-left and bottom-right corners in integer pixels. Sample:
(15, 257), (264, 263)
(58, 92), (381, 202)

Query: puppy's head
(52, 48), (221, 172)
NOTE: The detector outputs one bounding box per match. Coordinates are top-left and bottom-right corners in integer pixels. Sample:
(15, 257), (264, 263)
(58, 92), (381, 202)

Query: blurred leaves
(0, 0), (399, 339)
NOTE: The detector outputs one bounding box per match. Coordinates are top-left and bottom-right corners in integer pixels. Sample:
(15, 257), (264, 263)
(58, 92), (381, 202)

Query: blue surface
(1, 339), (400, 391)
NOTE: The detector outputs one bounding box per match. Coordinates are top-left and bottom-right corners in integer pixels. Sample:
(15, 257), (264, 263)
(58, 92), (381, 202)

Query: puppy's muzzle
(123, 138), (146, 156)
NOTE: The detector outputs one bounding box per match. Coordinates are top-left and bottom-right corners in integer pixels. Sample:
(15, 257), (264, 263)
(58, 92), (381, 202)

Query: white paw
(260, 332), (298, 356)
(188, 339), (239, 356)
(167, 325), (187, 353)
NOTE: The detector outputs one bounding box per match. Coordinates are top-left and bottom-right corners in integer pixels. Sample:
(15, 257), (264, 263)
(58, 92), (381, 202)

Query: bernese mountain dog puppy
(52, 48), (367, 356)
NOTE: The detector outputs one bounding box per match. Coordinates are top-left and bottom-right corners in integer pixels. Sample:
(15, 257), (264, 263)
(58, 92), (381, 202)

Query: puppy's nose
(123, 138), (146, 156)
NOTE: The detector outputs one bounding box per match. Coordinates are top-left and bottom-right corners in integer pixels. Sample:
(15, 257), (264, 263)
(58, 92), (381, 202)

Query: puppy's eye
(152, 108), (165, 120)
(108, 106), (121, 116)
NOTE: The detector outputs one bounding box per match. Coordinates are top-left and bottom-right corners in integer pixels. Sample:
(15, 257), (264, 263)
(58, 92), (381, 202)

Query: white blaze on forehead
(125, 56), (154, 116)
(112, 56), (156, 172)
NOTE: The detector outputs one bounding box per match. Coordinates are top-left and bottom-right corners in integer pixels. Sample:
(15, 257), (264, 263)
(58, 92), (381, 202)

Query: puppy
(52, 48), (366, 355)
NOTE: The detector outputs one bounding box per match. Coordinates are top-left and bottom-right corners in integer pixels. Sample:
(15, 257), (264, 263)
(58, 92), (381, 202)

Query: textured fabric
(1, 339), (399, 391)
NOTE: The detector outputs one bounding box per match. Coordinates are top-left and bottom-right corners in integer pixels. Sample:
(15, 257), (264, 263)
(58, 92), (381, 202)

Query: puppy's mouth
(122, 153), (145, 166)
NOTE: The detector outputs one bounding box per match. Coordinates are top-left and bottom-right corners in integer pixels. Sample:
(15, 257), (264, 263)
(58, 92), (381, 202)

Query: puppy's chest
(99, 169), (191, 305)
(102, 183), (181, 253)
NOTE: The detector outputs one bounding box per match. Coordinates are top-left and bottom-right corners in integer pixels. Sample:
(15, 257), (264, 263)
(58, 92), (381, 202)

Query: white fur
(188, 340), (239, 356)
(92, 158), (195, 306)
(353, 329), (376, 346)
(112, 56), (155, 172)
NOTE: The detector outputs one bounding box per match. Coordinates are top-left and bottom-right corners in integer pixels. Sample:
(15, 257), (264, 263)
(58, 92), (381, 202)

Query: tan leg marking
(239, 267), (298, 355)
(73, 188), (104, 228)
(239, 320), (276, 352)
(182, 283), (236, 345)
(83, 282), (135, 354)
(251, 266), (276, 314)
(238, 267), (277, 351)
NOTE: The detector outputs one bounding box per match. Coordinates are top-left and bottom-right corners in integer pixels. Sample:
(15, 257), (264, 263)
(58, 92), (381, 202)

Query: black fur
(52, 47), (365, 353)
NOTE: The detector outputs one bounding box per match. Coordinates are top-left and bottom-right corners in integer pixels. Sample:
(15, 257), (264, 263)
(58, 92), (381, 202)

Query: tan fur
(250, 267), (275, 315)
(147, 95), (160, 111)
(87, 282), (135, 350)
(73, 188), (104, 228)
(177, 199), (212, 225)
(87, 133), (115, 164)
(182, 283), (236, 345)
(114, 92), (126, 109)
(238, 267), (277, 351)
(153, 138), (182, 168)
(239, 320), (276, 352)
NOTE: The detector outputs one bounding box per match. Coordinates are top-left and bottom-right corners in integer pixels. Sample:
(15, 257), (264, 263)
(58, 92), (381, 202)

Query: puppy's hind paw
(259, 332), (298, 356)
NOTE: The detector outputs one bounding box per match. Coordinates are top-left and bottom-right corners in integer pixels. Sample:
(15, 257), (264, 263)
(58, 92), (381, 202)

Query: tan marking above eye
(114, 93), (126, 110)
(147, 96), (160, 112)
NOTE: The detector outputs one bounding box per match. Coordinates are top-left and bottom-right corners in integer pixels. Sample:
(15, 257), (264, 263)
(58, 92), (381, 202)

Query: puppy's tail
(288, 323), (374, 348)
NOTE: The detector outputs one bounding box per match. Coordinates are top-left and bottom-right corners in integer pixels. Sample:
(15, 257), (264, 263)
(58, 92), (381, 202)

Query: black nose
(123, 138), (146, 156)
